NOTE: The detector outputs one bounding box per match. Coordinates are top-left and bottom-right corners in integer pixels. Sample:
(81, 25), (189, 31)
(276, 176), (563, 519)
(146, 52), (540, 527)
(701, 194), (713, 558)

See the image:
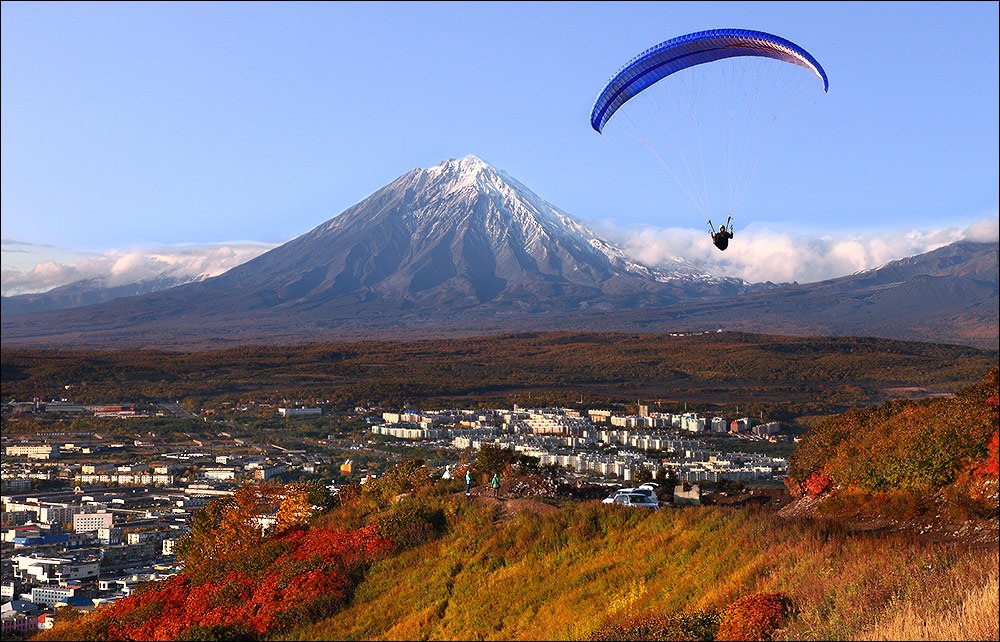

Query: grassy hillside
(34, 365), (999, 642)
(284, 500), (997, 641)
(40, 495), (999, 641)
(40, 461), (999, 641)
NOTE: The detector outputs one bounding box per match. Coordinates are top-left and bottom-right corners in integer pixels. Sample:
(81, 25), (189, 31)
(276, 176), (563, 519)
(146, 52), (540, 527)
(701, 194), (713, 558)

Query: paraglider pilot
(709, 218), (734, 252)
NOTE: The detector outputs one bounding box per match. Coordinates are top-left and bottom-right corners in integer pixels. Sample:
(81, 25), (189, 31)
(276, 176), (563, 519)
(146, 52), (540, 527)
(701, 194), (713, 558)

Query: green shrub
(373, 501), (446, 551)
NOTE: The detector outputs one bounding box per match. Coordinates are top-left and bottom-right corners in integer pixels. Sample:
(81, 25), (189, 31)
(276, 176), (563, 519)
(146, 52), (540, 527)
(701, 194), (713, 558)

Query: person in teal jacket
(491, 472), (501, 499)
(465, 469), (473, 496)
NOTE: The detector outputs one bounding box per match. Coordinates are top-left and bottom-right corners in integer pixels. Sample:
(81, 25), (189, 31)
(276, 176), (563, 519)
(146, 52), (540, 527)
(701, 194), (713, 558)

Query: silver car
(611, 492), (660, 510)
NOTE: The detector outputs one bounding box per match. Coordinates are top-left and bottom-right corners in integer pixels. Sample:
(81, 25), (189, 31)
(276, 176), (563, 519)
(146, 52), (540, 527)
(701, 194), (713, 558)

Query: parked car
(601, 483), (658, 504)
(611, 492), (660, 510)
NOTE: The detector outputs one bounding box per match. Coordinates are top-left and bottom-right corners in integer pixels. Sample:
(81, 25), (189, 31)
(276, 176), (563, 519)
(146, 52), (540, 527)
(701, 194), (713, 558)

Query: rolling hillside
(36, 368), (999, 642)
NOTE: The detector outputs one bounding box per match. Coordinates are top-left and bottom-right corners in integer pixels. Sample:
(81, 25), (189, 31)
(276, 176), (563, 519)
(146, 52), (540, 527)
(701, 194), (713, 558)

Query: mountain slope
(0, 156), (743, 347)
(634, 240), (999, 346)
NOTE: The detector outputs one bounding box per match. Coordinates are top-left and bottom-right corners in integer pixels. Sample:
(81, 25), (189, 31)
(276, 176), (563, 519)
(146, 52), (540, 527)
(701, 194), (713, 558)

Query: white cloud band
(608, 216), (999, 284)
(2, 241), (275, 296)
(3, 215), (997, 297)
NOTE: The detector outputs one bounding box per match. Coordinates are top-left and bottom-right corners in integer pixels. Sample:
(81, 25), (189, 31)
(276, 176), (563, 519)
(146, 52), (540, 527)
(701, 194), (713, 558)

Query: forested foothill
(3, 331), (995, 420)
(786, 365), (999, 523)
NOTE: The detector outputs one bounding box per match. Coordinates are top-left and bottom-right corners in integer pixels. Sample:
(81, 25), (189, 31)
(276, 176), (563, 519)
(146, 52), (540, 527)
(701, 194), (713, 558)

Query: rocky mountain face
(1, 157), (996, 349)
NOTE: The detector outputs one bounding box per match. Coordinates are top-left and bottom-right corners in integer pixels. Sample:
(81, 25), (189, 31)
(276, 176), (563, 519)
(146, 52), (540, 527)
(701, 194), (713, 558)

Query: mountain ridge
(1, 156), (996, 349)
(1, 275), (196, 316)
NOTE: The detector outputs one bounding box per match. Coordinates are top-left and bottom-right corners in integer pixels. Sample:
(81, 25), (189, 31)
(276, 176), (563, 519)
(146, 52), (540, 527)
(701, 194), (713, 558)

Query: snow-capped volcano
(208, 154), (739, 311)
(1, 157), (994, 349)
(426, 155), (713, 283)
(1, 155), (754, 347)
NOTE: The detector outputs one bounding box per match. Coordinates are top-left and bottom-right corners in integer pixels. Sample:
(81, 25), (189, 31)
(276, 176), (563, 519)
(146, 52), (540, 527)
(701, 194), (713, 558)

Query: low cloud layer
(605, 215), (999, 284)
(3, 216), (997, 296)
(2, 241), (275, 296)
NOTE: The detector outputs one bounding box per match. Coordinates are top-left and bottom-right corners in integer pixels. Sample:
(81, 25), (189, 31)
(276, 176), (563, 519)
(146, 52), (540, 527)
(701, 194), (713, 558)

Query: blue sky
(2, 1), (998, 293)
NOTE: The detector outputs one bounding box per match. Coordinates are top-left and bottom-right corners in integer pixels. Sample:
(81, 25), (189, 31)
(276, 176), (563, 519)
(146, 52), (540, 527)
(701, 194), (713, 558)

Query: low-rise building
(730, 417), (752, 434)
(100, 542), (158, 571)
(253, 464), (287, 482)
(1, 478), (33, 494)
(12, 553), (100, 584)
(680, 413), (706, 433)
(201, 467), (237, 481)
(1, 605), (40, 638)
(96, 527), (124, 546)
(5, 445), (58, 460)
(278, 407), (322, 417)
(29, 585), (76, 608)
(126, 529), (173, 546)
(753, 421), (782, 436)
(73, 512), (114, 533)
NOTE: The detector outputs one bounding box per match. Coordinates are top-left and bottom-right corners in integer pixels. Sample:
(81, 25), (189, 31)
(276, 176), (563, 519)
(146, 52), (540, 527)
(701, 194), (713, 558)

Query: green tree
(174, 495), (234, 568)
(474, 444), (516, 478)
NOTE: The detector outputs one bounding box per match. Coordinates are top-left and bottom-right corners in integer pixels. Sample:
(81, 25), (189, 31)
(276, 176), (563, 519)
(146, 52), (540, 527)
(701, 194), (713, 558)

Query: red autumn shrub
(974, 430), (999, 478)
(716, 593), (791, 641)
(803, 471), (833, 497)
(38, 525), (392, 641)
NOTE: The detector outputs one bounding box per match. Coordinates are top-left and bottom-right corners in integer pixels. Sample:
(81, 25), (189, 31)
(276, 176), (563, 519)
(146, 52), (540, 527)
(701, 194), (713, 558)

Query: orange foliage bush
(802, 471), (833, 497)
(716, 593), (791, 641)
(974, 379), (998, 478)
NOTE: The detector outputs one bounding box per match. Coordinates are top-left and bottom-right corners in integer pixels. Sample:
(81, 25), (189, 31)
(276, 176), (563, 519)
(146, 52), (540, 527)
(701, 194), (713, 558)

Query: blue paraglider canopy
(591, 28), (828, 134)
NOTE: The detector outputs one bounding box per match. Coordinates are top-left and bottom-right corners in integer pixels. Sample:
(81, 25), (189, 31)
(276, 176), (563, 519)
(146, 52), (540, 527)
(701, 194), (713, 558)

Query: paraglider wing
(591, 28), (828, 133)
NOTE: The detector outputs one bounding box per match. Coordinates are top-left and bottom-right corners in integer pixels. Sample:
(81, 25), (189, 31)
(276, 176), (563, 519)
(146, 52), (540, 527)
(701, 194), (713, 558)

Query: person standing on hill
(491, 472), (501, 499)
(465, 468), (473, 496)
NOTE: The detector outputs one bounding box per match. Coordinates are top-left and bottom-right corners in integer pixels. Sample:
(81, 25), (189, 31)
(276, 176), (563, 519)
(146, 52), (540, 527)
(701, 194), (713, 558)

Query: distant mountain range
(606, 239), (999, 347)
(2, 156), (997, 349)
(2, 275), (195, 316)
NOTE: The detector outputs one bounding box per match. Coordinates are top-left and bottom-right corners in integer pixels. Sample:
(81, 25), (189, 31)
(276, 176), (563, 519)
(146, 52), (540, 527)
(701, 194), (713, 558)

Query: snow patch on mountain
(414, 155), (740, 287)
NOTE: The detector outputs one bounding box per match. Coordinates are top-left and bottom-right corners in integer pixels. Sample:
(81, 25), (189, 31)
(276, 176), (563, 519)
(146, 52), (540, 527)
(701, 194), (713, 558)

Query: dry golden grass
(860, 551), (999, 641)
(279, 498), (999, 642)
